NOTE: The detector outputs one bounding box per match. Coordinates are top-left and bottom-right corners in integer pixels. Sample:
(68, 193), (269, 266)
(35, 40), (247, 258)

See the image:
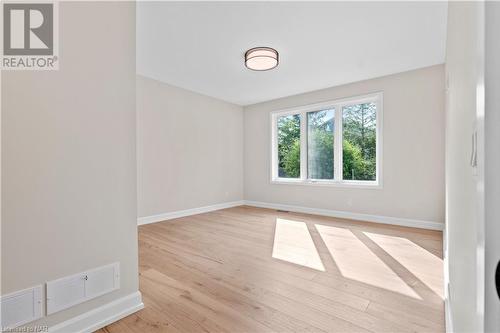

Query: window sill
(270, 179), (382, 189)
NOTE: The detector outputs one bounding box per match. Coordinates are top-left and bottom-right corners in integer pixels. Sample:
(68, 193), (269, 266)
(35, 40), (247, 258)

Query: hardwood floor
(97, 206), (444, 333)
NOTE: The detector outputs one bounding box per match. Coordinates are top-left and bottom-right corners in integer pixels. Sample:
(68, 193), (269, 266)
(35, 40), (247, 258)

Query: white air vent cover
(46, 262), (120, 315)
(0, 285), (42, 329)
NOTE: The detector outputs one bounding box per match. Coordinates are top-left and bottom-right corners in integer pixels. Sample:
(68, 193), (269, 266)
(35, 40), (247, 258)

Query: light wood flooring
(97, 206), (444, 333)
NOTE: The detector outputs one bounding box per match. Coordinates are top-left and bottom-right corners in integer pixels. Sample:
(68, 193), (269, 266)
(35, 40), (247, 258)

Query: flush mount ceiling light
(245, 47), (279, 71)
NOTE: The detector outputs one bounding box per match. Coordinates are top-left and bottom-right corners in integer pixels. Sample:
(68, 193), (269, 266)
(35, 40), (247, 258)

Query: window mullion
(300, 111), (307, 182)
(334, 105), (343, 182)
(271, 114), (277, 181)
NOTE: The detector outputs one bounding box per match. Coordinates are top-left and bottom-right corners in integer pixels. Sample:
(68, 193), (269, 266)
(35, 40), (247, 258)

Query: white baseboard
(49, 291), (144, 333)
(137, 199), (443, 231)
(137, 201), (245, 226)
(243, 200), (444, 231)
(443, 223), (453, 332)
(445, 292), (453, 333)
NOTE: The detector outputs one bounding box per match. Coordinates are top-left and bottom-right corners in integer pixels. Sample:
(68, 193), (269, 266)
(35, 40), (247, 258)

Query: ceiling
(137, 2), (447, 106)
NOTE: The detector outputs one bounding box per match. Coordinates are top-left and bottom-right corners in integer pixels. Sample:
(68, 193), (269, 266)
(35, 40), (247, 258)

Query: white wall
(485, 2), (500, 331)
(445, 2), (484, 332)
(1, 2), (139, 328)
(137, 75), (244, 218)
(244, 65), (445, 224)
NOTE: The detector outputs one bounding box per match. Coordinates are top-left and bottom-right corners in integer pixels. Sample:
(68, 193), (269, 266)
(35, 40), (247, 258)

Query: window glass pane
(277, 114), (301, 178)
(307, 109), (334, 180)
(342, 102), (377, 181)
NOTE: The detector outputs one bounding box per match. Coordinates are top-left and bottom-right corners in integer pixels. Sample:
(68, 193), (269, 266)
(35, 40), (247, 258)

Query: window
(342, 102), (377, 181)
(308, 109), (334, 180)
(277, 114), (301, 178)
(271, 92), (382, 187)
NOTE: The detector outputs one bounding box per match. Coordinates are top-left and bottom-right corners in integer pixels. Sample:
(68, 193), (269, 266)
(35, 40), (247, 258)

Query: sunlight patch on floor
(364, 232), (444, 299)
(315, 224), (421, 299)
(272, 218), (325, 271)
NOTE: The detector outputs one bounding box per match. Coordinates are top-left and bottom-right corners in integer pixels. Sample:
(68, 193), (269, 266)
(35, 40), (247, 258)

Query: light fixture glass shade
(245, 47), (279, 71)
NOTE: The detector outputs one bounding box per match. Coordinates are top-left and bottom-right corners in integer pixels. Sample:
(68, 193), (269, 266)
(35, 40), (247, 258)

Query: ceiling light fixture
(245, 47), (279, 71)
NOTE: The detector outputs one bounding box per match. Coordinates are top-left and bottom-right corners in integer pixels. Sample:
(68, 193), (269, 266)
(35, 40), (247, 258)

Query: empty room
(1, 1), (499, 333)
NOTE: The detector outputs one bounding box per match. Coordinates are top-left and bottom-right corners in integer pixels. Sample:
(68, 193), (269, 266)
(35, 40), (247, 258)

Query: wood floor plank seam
(99, 207), (444, 333)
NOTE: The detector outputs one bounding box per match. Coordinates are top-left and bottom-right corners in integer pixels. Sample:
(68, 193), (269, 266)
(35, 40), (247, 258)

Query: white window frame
(270, 92), (383, 188)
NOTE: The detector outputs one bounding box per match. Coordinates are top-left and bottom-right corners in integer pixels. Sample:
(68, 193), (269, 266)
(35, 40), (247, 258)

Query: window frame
(270, 92), (383, 188)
